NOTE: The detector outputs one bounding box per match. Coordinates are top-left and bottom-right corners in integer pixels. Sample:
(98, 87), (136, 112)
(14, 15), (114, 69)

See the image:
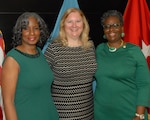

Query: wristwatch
(135, 113), (145, 119)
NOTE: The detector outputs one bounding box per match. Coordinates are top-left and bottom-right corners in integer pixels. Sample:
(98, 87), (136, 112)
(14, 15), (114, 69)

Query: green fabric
(7, 48), (59, 120)
(94, 43), (150, 120)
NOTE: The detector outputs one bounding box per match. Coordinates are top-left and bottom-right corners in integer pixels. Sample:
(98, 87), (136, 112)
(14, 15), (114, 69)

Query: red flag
(0, 30), (5, 120)
(123, 0), (150, 70)
(0, 30), (5, 87)
(123, 0), (150, 114)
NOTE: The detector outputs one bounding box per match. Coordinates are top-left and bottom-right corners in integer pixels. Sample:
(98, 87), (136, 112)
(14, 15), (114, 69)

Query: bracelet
(135, 113), (145, 120)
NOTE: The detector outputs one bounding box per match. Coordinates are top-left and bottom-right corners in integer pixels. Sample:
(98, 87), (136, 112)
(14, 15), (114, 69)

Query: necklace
(107, 40), (124, 52)
(15, 48), (40, 58)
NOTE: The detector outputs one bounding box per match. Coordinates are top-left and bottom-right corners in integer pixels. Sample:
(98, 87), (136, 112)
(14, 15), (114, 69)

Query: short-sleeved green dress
(6, 48), (59, 120)
(94, 43), (150, 120)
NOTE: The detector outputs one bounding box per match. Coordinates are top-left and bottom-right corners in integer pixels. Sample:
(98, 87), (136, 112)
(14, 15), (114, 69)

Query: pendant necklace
(107, 40), (124, 52)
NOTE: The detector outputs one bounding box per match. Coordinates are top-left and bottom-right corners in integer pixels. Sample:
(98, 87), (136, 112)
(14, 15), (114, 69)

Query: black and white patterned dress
(44, 40), (97, 120)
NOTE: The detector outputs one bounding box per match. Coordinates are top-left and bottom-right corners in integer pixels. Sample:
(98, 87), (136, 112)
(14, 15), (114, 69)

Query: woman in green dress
(94, 10), (150, 120)
(1, 12), (59, 120)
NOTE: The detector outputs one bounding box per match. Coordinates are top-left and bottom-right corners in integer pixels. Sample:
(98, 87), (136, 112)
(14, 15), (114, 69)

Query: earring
(121, 32), (125, 37)
(103, 35), (106, 39)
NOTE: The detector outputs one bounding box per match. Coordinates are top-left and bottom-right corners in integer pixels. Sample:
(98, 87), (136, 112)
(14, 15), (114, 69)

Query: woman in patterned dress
(44, 8), (97, 120)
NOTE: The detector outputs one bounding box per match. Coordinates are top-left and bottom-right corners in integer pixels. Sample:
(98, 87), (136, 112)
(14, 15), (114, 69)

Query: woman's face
(64, 11), (84, 40)
(103, 16), (123, 42)
(22, 16), (40, 46)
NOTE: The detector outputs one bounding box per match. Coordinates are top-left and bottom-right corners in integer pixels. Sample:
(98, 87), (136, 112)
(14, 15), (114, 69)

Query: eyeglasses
(102, 23), (122, 29)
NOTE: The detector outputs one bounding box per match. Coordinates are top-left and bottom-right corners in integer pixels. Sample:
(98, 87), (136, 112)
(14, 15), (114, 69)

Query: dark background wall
(0, 0), (149, 53)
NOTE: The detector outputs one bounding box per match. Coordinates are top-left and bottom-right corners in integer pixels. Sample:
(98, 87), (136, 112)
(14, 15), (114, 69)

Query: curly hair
(101, 10), (124, 26)
(12, 12), (49, 48)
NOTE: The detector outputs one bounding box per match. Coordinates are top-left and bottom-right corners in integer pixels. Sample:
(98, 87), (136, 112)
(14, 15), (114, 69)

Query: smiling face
(103, 16), (123, 43)
(64, 11), (84, 40)
(22, 16), (40, 46)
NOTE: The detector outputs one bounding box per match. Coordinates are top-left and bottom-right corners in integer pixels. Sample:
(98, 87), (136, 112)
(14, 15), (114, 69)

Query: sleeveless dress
(44, 41), (97, 120)
(6, 48), (59, 120)
(94, 43), (150, 120)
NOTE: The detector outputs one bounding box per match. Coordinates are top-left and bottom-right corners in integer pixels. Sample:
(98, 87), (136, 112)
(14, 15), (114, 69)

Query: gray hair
(12, 12), (49, 48)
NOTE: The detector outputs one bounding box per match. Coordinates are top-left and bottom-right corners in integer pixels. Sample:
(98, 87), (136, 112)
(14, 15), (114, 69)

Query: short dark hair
(101, 10), (124, 26)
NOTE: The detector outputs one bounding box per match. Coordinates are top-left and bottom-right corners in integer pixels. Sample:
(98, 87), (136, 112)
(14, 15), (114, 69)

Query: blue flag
(42, 0), (79, 53)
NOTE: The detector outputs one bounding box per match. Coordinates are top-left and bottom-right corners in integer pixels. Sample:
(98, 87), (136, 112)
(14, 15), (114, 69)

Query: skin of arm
(1, 56), (19, 120)
(132, 106), (146, 120)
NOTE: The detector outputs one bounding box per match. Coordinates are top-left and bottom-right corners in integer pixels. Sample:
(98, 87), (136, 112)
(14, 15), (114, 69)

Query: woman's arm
(1, 56), (19, 120)
(133, 106), (145, 120)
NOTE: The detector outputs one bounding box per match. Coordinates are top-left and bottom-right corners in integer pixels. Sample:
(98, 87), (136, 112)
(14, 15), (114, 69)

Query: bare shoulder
(3, 56), (19, 68)
(2, 56), (20, 75)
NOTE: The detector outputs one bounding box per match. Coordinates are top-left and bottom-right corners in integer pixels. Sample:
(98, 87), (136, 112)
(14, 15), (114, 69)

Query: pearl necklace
(107, 40), (124, 52)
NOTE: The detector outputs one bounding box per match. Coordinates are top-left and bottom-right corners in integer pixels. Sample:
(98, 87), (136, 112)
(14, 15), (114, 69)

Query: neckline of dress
(14, 48), (40, 58)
